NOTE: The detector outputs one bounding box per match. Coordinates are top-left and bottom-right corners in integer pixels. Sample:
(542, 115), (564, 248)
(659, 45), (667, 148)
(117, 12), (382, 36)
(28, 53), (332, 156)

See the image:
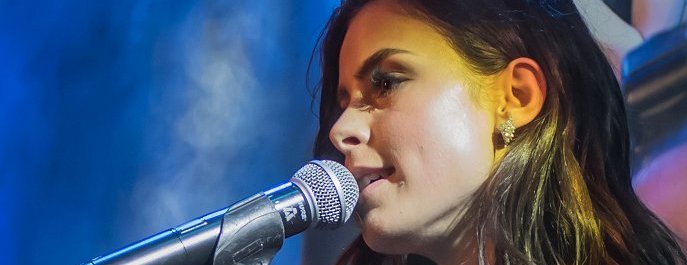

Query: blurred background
(0, 0), (341, 264)
(2, 0), (686, 264)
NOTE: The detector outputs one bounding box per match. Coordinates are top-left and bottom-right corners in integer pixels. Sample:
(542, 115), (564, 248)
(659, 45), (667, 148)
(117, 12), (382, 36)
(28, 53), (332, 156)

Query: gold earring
(498, 116), (515, 146)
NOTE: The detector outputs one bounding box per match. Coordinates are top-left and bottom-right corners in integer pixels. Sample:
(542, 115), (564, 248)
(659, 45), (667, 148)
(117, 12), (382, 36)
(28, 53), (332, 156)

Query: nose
(329, 107), (371, 155)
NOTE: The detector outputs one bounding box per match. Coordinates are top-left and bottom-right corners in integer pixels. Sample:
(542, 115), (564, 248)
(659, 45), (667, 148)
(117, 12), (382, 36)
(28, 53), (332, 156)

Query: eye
(370, 69), (408, 96)
(337, 89), (350, 109)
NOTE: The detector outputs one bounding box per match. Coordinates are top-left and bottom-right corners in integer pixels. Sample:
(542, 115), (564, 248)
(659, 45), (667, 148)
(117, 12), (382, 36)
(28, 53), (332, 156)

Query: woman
(311, 0), (687, 264)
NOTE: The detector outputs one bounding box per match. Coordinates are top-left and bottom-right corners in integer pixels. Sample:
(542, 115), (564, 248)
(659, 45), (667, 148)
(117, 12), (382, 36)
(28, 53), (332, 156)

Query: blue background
(0, 1), (340, 264)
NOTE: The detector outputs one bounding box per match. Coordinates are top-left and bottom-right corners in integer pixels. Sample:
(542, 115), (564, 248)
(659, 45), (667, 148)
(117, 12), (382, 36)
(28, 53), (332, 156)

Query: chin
(360, 222), (415, 255)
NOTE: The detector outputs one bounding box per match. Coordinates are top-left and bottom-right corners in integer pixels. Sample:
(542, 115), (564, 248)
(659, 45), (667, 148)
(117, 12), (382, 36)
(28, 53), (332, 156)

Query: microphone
(82, 160), (358, 265)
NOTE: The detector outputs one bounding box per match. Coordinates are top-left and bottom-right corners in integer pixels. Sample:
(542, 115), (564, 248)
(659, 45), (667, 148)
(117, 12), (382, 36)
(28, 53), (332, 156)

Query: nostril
(342, 136), (360, 145)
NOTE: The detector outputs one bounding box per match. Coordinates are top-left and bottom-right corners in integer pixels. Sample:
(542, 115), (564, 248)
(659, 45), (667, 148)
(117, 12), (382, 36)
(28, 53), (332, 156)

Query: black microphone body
(82, 160), (357, 265)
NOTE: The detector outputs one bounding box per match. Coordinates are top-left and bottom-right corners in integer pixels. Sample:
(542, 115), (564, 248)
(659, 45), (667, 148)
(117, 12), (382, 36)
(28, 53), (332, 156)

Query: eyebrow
(354, 48), (411, 79)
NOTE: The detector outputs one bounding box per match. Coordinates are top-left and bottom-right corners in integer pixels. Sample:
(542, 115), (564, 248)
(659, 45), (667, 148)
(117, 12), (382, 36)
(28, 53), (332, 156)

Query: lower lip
(361, 177), (387, 198)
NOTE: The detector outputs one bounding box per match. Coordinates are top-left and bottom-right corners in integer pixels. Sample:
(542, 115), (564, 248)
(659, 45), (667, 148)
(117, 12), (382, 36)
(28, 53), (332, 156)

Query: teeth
(360, 174), (383, 187)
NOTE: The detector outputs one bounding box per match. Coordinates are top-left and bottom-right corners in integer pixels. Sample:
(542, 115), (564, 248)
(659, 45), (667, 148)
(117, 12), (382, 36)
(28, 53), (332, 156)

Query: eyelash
(370, 69), (407, 96)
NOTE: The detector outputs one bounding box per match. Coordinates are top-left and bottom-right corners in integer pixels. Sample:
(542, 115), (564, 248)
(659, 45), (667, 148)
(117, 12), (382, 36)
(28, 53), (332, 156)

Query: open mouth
(359, 168), (394, 189)
(368, 174), (383, 184)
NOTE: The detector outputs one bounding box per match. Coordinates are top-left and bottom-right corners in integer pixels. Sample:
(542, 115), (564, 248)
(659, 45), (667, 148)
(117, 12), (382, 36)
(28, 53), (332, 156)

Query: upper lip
(346, 165), (395, 188)
(348, 165), (393, 180)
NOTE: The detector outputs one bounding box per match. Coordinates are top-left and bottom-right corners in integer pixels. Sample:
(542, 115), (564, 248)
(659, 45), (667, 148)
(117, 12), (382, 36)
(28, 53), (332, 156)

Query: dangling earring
(498, 115), (515, 146)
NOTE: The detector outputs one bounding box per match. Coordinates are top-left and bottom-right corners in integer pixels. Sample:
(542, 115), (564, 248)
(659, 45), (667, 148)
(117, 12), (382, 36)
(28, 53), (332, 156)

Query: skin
(328, 1), (546, 263)
(329, 1), (497, 263)
(632, 0), (686, 39)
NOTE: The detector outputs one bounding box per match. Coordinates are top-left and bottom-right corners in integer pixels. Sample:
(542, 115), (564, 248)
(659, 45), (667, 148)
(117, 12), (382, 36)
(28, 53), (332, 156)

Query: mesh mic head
(292, 160), (358, 229)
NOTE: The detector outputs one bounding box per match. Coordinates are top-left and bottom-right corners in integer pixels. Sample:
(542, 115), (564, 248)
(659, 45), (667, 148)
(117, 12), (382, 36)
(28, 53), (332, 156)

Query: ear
(494, 57), (546, 128)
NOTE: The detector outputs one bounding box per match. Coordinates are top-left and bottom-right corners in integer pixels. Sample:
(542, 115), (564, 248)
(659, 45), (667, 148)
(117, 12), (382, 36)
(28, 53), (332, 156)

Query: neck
(423, 228), (494, 265)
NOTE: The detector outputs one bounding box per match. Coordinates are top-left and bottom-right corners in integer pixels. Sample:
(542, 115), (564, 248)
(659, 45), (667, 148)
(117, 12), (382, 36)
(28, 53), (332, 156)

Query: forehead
(339, 0), (462, 77)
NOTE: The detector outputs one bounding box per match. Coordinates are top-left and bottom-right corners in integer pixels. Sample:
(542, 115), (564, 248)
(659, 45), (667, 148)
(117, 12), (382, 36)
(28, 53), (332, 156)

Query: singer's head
(312, 0), (686, 264)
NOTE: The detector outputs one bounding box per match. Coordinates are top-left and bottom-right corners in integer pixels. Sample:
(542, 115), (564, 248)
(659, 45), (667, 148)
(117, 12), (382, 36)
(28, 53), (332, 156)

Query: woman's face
(329, 0), (498, 258)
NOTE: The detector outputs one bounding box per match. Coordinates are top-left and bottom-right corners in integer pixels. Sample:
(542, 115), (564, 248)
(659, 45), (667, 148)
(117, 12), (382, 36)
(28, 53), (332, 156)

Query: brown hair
(311, 0), (687, 264)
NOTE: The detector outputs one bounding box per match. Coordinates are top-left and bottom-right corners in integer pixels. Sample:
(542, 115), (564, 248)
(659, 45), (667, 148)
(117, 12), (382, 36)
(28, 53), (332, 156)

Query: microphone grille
(293, 160), (358, 229)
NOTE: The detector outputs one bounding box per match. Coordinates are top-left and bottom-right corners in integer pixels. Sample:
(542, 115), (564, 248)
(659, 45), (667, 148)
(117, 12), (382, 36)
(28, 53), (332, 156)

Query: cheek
(382, 85), (494, 191)
(427, 108), (492, 194)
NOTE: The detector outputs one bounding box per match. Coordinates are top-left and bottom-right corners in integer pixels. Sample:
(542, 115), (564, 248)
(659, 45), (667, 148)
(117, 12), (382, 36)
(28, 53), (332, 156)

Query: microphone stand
(84, 193), (286, 265)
